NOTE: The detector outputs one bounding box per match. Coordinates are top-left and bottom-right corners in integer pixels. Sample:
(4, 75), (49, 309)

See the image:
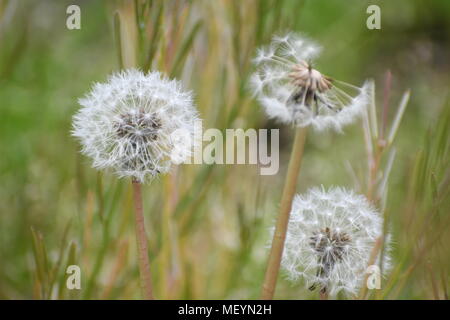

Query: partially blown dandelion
(281, 187), (391, 297)
(250, 33), (370, 131)
(72, 69), (200, 182)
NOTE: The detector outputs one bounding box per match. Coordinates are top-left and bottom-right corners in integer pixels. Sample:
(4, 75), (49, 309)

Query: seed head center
(308, 227), (352, 293)
(289, 61), (333, 93)
(115, 109), (162, 142)
(310, 227), (351, 262)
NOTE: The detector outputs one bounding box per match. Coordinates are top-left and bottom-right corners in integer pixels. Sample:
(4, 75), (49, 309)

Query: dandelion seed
(281, 186), (391, 297)
(250, 33), (370, 131)
(72, 69), (200, 182)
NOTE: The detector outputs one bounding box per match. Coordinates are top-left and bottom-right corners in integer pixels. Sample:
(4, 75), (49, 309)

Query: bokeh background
(0, 0), (449, 299)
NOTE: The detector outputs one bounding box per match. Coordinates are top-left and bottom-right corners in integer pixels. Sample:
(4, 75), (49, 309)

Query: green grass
(0, 0), (449, 299)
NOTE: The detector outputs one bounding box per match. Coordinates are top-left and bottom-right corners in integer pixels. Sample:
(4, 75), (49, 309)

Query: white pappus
(281, 186), (391, 297)
(72, 69), (200, 182)
(250, 32), (370, 132)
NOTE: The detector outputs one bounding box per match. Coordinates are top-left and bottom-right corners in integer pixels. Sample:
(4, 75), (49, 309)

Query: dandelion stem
(132, 179), (154, 300)
(261, 126), (308, 300)
(320, 289), (329, 300)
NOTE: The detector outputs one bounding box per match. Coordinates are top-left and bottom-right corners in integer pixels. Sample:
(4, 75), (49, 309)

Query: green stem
(261, 127), (308, 300)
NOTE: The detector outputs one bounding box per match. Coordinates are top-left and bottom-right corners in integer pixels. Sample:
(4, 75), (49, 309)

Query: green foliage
(0, 0), (448, 299)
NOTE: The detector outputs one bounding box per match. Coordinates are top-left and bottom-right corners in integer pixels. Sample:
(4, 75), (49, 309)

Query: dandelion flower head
(72, 69), (200, 182)
(250, 33), (370, 131)
(281, 187), (391, 297)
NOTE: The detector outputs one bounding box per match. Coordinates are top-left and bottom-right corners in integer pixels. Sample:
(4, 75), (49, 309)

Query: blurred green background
(0, 0), (449, 299)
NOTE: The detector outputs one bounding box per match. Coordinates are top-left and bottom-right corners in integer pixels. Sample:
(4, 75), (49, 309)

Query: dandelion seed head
(281, 186), (392, 297)
(250, 32), (369, 131)
(72, 69), (200, 182)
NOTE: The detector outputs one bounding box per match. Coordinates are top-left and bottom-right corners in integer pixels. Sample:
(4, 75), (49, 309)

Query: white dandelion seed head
(250, 32), (370, 132)
(72, 69), (200, 183)
(281, 186), (392, 297)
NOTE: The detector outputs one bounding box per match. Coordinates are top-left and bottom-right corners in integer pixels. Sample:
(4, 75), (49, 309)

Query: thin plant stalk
(261, 126), (308, 300)
(132, 179), (154, 300)
(320, 290), (329, 300)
